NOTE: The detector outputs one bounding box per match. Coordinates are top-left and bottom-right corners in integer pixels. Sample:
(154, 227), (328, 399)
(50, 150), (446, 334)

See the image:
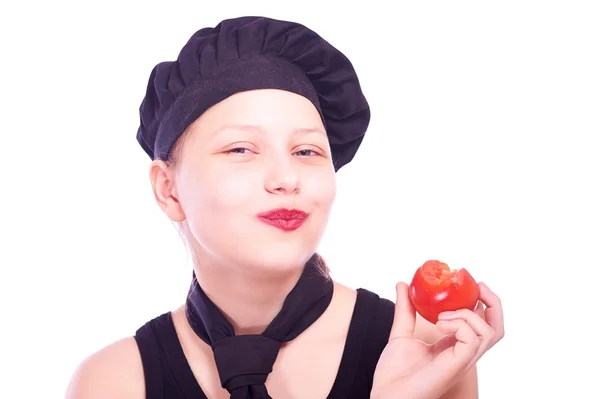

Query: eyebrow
(212, 124), (326, 136)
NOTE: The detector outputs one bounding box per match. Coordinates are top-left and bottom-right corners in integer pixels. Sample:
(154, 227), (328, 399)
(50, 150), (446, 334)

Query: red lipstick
(257, 208), (308, 231)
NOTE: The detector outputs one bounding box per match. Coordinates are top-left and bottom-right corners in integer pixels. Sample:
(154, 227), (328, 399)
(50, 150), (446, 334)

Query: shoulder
(340, 286), (395, 358)
(355, 287), (395, 331)
(330, 283), (394, 332)
(65, 336), (145, 399)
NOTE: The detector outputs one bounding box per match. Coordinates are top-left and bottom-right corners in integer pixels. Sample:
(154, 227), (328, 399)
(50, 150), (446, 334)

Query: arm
(65, 337), (145, 399)
(440, 366), (478, 399)
(413, 314), (479, 399)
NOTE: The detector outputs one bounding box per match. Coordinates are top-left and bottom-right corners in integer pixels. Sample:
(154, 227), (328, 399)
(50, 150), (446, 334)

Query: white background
(1, 1), (599, 397)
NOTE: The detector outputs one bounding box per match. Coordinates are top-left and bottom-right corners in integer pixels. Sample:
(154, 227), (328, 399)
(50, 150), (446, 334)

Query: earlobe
(149, 161), (186, 222)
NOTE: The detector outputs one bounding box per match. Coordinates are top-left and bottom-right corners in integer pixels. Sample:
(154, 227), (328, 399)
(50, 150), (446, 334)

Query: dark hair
(162, 129), (331, 279)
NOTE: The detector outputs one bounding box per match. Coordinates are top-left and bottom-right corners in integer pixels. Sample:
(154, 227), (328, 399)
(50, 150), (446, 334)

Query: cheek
(306, 171), (337, 211)
(179, 170), (257, 222)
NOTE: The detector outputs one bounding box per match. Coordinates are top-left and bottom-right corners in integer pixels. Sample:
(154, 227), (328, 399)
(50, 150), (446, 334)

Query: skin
(66, 89), (504, 398)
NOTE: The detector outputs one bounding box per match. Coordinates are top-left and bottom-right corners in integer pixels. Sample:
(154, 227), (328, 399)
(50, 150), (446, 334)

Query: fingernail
(438, 311), (455, 319)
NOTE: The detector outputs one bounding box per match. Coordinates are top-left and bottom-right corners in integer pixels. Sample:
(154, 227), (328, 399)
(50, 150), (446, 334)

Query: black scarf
(185, 254), (334, 398)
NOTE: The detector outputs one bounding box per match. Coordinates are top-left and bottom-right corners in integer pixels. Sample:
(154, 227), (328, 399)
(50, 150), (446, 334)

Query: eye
(225, 147), (252, 154)
(294, 149), (319, 157)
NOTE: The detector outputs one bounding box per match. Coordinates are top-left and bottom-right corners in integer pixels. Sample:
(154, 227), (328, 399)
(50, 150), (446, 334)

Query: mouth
(257, 208), (308, 231)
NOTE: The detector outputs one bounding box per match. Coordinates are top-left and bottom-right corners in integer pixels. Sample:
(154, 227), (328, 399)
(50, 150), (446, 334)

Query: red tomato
(409, 260), (480, 324)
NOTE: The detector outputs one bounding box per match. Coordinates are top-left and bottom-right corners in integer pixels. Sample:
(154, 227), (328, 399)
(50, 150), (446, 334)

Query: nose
(264, 156), (300, 195)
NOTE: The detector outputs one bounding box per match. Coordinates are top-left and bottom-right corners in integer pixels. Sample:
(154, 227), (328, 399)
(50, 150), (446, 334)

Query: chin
(258, 251), (313, 272)
(227, 239), (319, 275)
(192, 219), (326, 274)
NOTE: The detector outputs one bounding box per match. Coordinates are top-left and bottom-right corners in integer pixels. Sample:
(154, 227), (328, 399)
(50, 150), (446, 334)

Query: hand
(371, 281), (504, 399)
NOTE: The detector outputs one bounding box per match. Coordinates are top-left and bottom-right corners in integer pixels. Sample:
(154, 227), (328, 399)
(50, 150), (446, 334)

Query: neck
(192, 256), (306, 335)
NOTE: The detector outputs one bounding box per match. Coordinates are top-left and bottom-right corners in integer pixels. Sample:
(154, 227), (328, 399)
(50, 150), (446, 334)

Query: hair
(159, 127), (331, 279)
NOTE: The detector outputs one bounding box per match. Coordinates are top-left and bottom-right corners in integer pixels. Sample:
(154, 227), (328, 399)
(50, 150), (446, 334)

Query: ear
(149, 160), (186, 222)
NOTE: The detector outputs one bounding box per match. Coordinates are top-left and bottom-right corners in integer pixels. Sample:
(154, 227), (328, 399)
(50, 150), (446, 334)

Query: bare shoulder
(332, 280), (358, 304)
(65, 337), (145, 399)
(329, 281), (358, 322)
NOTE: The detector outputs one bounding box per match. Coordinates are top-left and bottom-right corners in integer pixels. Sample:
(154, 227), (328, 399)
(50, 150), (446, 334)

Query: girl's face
(152, 89), (337, 273)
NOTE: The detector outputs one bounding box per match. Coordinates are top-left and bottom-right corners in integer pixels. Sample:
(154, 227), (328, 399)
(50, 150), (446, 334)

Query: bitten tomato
(409, 260), (480, 324)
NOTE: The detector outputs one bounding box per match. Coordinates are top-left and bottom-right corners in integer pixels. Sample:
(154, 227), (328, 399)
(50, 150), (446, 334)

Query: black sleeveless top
(134, 288), (394, 398)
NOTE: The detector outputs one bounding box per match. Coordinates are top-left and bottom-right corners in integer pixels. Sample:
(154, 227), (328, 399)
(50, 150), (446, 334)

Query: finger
(438, 308), (495, 346)
(478, 282), (505, 342)
(399, 315), (483, 398)
(430, 334), (458, 356)
(475, 300), (485, 319)
(389, 282), (416, 340)
(412, 319), (481, 395)
(437, 308), (496, 370)
(433, 318), (480, 371)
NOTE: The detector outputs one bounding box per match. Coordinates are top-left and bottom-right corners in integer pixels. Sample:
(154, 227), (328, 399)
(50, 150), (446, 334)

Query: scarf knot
(185, 254), (333, 398)
(213, 335), (281, 392)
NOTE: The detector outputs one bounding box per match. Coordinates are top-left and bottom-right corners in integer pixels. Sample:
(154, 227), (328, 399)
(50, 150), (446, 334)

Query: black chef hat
(136, 16), (370, 171)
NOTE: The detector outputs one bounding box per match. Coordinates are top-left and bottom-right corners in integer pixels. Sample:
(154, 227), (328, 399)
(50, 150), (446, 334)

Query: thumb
(389, 282), (416, 340)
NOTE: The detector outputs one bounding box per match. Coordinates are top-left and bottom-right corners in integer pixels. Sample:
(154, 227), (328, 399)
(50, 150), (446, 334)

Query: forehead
(190, 89), (324, 134)
(174, 89), (328, 161)
(209, 124), (326, 138)
(180, 89), (326, 148)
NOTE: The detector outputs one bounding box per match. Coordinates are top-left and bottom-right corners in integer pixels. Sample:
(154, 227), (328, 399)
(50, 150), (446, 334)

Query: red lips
(257, 208), (308, 231)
